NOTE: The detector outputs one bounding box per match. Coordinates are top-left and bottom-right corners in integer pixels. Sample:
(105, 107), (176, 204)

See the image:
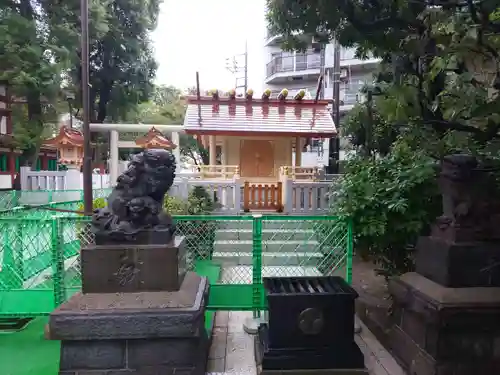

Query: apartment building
(264, 34), (380, 168)
(264, 35), (380, 112)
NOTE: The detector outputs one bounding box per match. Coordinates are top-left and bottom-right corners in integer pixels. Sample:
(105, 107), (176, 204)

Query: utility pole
(81, 0), (93, 213)
(225, 41), (248, 94)
(327, 36), (341, 175)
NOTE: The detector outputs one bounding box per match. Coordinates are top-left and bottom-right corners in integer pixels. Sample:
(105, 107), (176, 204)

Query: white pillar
(171, 131), (181, 165)
(110, 130), (119, 186)
(66, 168), (82, 201)
(209, 135), (216, 164)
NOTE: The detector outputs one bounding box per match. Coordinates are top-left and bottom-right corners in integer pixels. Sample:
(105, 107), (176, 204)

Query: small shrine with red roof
(184, 88), (336, 181)
(44, 126), (85, 169)
(183, 88), (337, 211)
(135, 127), (177, 150)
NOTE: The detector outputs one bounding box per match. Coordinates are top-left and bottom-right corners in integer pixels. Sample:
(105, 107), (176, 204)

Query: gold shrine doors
(239, 140), (275, 178)
(240, 140), (283, 212)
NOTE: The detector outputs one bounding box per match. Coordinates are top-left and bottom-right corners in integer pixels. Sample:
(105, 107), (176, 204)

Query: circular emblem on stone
(298, 307), (324, 335)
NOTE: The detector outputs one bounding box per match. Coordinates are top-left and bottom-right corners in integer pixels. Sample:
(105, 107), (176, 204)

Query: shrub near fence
(165, 186), (217, 264)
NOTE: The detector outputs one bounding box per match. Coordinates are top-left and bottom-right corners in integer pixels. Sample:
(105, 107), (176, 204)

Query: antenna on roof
(196, 72), (202, 126)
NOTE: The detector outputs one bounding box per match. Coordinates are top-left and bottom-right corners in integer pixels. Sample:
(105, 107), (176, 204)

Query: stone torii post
(89, 123), (184, 184)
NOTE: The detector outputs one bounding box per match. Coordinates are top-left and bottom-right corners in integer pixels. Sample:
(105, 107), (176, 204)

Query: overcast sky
(152, 0), (267, 92)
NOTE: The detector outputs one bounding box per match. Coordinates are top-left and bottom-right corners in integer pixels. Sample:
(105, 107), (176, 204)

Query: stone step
(214, 240), (321, 253)
(212, 251), (323, 267)
(215, 229), (315, 241)
(217, 220), (316, 230)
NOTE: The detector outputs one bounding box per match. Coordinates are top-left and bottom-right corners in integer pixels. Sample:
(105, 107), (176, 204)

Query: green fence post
(346, 217), (353, 284)
(252, 213), (263, 319)
(50, 218), (65, 307)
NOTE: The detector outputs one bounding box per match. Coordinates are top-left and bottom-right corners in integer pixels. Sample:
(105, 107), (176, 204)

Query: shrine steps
(210, 223), (334, 268)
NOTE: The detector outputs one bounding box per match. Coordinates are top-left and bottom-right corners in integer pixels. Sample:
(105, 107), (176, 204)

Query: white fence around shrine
(18, 168), (334, 214)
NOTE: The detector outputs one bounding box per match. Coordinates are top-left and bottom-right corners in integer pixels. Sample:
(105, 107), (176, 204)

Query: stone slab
(389, 324), (500, 375)
(81, 236), (186, 293)
(389, 272), (500, 373)
(57, 332), (209, 375)
(49, 272), (208, 340)
(391, 272), (500, 308)
(415, 236), (500, 287)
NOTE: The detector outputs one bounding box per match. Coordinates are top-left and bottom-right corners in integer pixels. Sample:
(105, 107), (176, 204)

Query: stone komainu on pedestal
(47, 149), (211, 375)
(255, 276), (368, 375)
(389, 154), (500, 375)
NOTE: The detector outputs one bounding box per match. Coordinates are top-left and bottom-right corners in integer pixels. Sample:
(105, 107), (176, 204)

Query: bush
(77, 197), (107, 214)
(164, 186), (216, 262)
(331, 142), (441, 277)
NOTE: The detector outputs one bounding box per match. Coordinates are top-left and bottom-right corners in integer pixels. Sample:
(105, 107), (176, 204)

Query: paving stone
(215, 312), (229, 328)
(225, 332), (256, 375)
(209, 328), (228, 360)
(207, 358), (226, 373)
(227, 311), (253, 334)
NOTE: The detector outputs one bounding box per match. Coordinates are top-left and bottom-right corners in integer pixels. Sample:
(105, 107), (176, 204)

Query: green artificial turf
(0, 261), (221, 375)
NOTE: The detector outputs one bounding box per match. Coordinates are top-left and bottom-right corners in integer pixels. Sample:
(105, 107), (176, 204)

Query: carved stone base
(389, 272), (500, 375)
(49, 272), (209, 375)
(81, 236), (186, 293)
(415, 236), (500, 287)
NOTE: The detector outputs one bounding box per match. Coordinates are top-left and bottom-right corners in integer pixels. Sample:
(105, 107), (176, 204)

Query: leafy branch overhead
(266, 0), (500, 144)
(0, 0), (160, 166)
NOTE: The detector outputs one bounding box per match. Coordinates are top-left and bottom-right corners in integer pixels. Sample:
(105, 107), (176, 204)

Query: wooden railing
(279, 166), (321, 181)
(243, 181), (283, 212)
(198, 165), (239, 179)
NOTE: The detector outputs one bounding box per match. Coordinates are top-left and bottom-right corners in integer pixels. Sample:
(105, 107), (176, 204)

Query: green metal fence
(0, 189), (112, 213)
(0, 214), (352, 317)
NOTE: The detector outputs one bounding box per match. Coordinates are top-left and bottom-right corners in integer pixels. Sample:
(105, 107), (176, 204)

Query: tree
(1, 0), (162, 167)
(127, 85), (210, 166)
(43, 0), (159, 124)
(266, 0), (500, 147)
(0, 0), (67, 166)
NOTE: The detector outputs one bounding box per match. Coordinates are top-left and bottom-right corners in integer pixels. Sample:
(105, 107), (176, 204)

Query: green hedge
(164, 186), (217, 262)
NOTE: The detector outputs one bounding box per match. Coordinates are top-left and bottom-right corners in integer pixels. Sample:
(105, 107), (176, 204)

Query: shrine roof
(44, 126), (84, 147)
(135, 127), (177, 149)
(183, 95), (336, 137)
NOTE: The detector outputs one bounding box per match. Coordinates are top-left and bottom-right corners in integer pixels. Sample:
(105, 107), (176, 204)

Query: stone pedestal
(415, 236), (500, 287)
(81, 237), (186, 293)
(389, 155), (500, 375)
(48, 236), (210, 375)
(389, 273), (500, 375)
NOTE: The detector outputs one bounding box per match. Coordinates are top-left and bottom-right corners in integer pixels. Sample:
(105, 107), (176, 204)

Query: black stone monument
(389, 154), (500, 375)
(255, 276), (368, 375)
(48, 149), (210, 375)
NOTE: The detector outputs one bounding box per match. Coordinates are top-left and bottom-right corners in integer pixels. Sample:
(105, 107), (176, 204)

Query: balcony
(265, 52), (322, 84)
(338, 49), (380, 71)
